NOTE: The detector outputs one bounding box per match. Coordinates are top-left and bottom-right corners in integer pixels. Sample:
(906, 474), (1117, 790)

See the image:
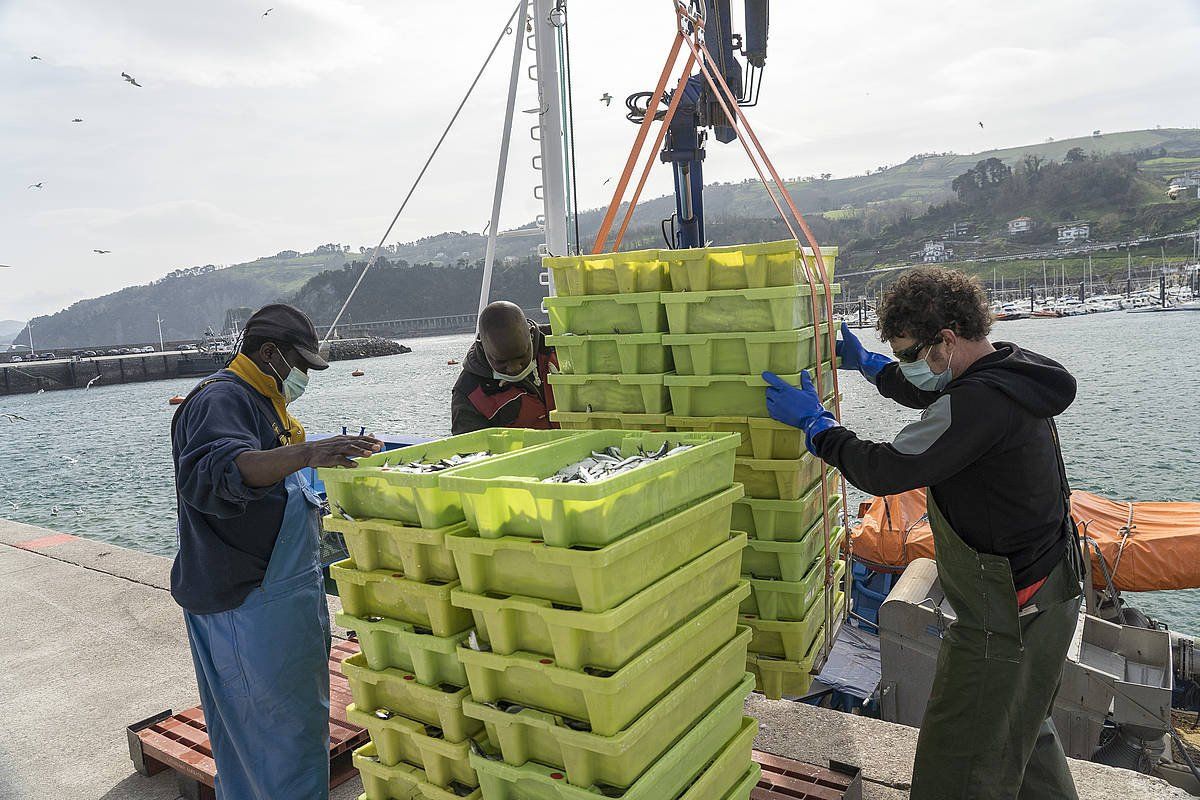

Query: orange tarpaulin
(850, 489), (1200, 592)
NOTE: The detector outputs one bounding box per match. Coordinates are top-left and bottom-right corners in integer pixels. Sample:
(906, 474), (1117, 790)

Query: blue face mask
(899, 343), (955, 392)
(270, 354), (309, 404)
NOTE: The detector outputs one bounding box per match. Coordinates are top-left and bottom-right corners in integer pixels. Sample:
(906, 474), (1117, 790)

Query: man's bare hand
(305, 435), (383, 469)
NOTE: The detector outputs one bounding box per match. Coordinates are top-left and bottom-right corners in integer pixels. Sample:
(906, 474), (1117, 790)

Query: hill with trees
(12, 128), (1200, 349)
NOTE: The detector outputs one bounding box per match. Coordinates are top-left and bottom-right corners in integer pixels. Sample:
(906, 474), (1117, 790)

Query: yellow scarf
(226, 353), (306, 444)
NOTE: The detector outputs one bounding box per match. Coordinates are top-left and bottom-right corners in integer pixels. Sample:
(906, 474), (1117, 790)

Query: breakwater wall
(0, 338), (411, 397)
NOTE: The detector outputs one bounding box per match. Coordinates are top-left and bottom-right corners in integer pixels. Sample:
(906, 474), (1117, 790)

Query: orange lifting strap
(592, 0), (849, 649)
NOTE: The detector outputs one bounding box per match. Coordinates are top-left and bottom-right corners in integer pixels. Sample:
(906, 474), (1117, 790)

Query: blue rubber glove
(836, 322), (892, 383)
(763, 370), (840, 456)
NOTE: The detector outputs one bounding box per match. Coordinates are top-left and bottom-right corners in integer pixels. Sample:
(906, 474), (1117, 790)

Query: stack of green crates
(544, 248), (673, 432)
(321, 429), (580, 800)
(649, 240), (848, 701)
(432, 430), (760, 800)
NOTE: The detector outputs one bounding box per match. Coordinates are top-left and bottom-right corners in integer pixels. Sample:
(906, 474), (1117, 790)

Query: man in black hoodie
(451, 301), (558, 434)
(763, 267), (1083, 799)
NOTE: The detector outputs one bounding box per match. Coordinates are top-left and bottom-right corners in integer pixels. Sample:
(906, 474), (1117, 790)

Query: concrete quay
(0, 518), (1189, 800)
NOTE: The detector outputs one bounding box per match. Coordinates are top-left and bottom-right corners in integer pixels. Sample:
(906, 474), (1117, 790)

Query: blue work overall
(183, 472), (332, 800)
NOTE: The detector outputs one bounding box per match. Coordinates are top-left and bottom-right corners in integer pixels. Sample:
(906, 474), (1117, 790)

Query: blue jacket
(170, 372), (292, 614)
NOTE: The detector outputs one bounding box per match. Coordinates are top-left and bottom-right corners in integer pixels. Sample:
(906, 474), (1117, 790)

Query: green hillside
(12, 128), (1199, 349)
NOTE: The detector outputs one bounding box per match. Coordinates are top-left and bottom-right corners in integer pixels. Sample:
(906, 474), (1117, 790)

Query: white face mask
(270, 354), (309, 404)
(493, 357), (536, 385)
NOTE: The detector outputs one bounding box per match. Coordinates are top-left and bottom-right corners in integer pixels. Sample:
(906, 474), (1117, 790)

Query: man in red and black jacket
(451, 301), (558, 433)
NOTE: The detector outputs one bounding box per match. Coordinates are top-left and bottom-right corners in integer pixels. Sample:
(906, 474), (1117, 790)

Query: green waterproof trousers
(909, 493), (1083, 800)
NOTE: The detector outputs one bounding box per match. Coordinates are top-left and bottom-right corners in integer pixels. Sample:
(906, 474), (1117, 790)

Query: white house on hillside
(921, 240), (952, 263)
(1057, 222), (1091, 243)
(1007, 216), (1033, 235)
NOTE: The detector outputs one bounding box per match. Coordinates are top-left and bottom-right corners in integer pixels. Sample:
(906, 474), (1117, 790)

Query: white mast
(157, 314), (165, 351)
(531, 0), (571, 262)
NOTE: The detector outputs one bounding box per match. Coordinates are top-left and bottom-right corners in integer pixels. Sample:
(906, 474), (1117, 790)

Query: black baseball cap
(243, 303), (330, 370)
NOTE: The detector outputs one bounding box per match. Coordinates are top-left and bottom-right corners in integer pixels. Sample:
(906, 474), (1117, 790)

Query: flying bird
(30, 55), (41, 61)
(600, 93), (612, 106)
(2, 413), (29, 422)
(72, 118), (83, 123)
(93, 249), (112, 254)
(121, 71), (142, 87)
(28, 182), (43, 189)
(602, 178), (612, 186)
(0, 265), (14, 269)
(978, 121), (984, 129)
(85, 375), (101, 390)
(263, 7), (273, 16)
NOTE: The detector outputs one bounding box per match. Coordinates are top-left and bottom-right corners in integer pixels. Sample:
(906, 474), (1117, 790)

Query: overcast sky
(2, 0), (1197, 320)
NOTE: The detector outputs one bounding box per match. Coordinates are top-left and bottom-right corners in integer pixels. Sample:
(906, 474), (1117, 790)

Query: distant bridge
(321, 307), (547, 339)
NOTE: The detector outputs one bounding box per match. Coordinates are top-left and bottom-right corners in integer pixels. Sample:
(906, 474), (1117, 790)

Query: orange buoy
(351, 369), (365, 377)
(168, 395), (186, 405)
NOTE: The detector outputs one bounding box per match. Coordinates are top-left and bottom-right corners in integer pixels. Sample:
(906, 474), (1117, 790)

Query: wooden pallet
(127, 638), (367, 800)
(752, 750), (863, 800)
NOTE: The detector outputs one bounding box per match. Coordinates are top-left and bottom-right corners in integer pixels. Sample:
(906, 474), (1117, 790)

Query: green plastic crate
(732, 482), (842, 541)
(324, 516), (462, 580)
(462, 638), (754, 790)
(549, 411), (669, 432)
(439, 431), (739, 548)
(545, 292), (667, 336)
(661, 284), (838, 335)
(445, 486), (743, 613)
(735, 454), (835, 501)
(321, 429), (579, 527)
(744, 592), (844, 661)
(547, 372), (671, 414)
(747, 625), (826, 701)
(676, 717), (759, 800)
(742, 527), (847, 582)
(663, 240), (838, 292)
(331, 560), (473, 637)
(347, 703), (487, 784)
(545, 333), (672, 375)
(456, 581), (749, 736)
(450, 536), (746, 671)
(663, 324), (833, 376)
(709, 765), (760, 800)
(341, 652), (482, 742)
(355, 741), (482, 800)
(336, 611), (470, 684)
(668, 414), (822, 460)
(544, 249), (669, 297)
(665, 361), (835, 418)
(741, 559), (847, 622)
(470, 707), (755, 800)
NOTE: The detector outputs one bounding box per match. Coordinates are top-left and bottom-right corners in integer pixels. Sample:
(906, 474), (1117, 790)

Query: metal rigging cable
(559, 0), (582, 255)
(321, 0), (523, 344)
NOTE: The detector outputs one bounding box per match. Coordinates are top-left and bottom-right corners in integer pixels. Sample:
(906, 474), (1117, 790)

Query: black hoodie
(814, 342), (1077, 588)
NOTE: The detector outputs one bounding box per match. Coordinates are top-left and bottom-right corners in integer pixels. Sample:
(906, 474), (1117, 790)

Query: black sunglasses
(894, 336), (943, 364)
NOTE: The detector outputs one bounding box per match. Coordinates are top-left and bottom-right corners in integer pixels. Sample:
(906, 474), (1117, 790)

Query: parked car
(107, 349), (120, 355)
(38, 353), (57, 361)
(9, 356), (23, 363)
(178, 344), (197, 352)
(142, 346), (156, 353)
(83, 350), (98, 358)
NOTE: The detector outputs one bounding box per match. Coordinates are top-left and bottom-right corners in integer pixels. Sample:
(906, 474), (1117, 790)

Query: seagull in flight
(28, 182), (43, 189)
(85, 375), (101, 390)
(72, 118), (83, 123)
(263, 7), (273, 16)
(121, 71), (142, 87)
(2, 413), (29, 422)
(600, 93), (612, 106)
(30, 55), (41, 61)
(93, 249), (112, 254)
(978, 121), (984, 129)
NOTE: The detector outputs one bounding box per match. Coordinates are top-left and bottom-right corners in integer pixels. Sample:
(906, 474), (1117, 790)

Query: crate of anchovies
(437, 431), (739, 548)
(319, 429), (581, 528)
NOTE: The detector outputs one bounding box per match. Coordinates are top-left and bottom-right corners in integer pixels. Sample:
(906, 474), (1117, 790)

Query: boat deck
(0, 517), (1189, 800)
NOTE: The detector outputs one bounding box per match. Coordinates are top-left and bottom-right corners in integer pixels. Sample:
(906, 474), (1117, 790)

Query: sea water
(0, 315), (1196, 629)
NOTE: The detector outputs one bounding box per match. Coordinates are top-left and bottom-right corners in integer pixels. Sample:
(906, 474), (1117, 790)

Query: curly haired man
(764, 266), (1083, 799)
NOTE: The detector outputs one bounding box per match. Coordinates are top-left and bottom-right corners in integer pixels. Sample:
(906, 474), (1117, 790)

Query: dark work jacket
(813, 342), (1077, 589)
(451, 322), (559, 434)
(170, 372), (291, 614)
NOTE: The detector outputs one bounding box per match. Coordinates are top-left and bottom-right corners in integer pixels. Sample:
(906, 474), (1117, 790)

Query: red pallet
(128, 638), (367, 800)
(752, 750), (863, 800)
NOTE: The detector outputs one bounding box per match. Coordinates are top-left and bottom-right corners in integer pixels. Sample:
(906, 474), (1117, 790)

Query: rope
(321, 1), (523, 344)
(1109, 502), (1137, 583)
